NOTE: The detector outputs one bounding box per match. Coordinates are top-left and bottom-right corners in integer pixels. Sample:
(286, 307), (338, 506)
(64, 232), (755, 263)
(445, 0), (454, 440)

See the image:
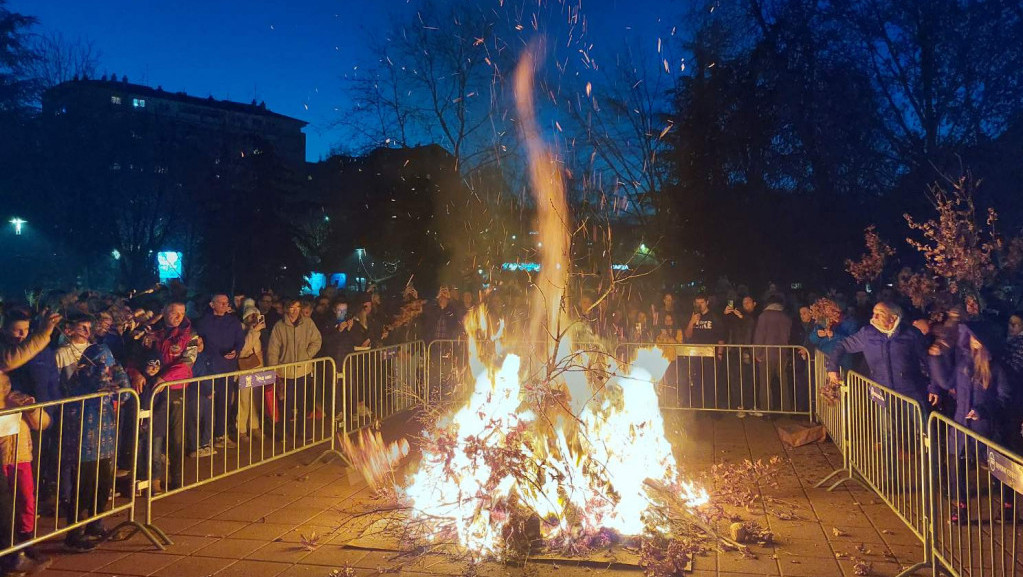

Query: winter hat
(242, 297), (256, 311)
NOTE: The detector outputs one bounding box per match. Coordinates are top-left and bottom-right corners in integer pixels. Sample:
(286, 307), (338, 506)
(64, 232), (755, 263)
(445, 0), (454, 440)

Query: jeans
(185, 383), (213, 451)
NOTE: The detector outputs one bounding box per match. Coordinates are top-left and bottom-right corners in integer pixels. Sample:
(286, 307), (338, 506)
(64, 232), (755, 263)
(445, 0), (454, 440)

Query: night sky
(11, 0), (674, 161)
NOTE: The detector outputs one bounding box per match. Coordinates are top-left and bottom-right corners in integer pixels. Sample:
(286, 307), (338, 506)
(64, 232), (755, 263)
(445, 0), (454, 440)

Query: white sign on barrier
(987, 450), (1023, 494)
(868, 386), (887, 408)
(0, 414), (19, 436)
(240, 370), (277, 389)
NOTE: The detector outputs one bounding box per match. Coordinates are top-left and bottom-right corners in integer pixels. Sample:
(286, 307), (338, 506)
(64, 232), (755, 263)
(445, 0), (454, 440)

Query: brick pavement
(29, 413), (934, 577)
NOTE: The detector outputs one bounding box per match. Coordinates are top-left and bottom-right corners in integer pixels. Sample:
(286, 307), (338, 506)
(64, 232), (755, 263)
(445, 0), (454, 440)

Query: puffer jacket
(827, 321), (930, 408)
(267, 316), (322, 377)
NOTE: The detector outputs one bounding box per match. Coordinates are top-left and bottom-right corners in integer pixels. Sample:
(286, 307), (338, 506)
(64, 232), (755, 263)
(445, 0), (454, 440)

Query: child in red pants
(0, 379), (51, 563)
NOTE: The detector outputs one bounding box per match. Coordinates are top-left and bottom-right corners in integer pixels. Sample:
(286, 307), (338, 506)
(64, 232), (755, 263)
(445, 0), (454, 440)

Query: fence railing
(7, 336), (1023, 577)
(337, 341), (425, 435)
(928, 412), (1023, 577)
(615, 342), (814, 417)
(812, 350), (844, 454)
(0, 388), (161, 560)
(141, 357), (337, 545)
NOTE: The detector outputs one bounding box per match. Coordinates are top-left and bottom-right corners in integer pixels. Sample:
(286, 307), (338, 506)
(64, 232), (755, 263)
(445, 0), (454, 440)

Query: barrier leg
(312, 371), (351, 467)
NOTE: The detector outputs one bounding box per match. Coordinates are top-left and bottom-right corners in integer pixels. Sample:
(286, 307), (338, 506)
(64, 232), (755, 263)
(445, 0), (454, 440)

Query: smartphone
(728, 299), (734, 308)
(256, 314), (265, 325)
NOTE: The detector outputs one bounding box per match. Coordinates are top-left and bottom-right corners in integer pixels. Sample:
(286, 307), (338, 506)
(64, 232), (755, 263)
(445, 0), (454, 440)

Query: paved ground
(29, 412), (935, 577)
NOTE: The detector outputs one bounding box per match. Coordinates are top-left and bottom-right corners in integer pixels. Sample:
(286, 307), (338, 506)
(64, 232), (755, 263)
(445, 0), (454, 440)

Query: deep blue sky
(11, 0), (673, 161)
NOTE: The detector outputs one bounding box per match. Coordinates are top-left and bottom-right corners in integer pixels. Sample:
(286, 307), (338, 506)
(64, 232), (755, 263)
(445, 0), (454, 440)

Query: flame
(367, 44), (706, 558)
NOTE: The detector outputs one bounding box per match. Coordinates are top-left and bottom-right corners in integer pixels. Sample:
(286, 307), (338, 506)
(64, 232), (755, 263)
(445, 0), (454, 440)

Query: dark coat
(827, 322), (929, 407)
(753, 305), (792, 346)
(195, 313), (246, 375)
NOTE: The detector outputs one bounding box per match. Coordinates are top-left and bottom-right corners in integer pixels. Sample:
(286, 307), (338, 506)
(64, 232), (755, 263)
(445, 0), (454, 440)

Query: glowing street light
(10, 217), (25, 235)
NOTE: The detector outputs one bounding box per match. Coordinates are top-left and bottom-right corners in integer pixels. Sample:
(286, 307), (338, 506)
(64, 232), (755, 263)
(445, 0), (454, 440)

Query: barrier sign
(868, 386), (887, 408)
(988, 450), (1023, 495)
(239, 370), (277, 389)
(0, 414), (19, 436)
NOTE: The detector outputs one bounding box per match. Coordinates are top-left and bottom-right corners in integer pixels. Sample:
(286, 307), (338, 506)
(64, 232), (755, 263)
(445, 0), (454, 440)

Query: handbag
(238, 350), (263, 371)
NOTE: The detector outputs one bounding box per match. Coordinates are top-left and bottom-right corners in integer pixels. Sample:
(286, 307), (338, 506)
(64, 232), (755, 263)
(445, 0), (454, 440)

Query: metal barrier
(813, 350), (849, 489)
(928, 412), (1023, 577)
(338, 341), (425, 434)
(425, 339), (469, 405)
(0, 388), (161, 559)
(824, 372), (930, 575)
(141, 357), (337, 545)
(424, 339), (608, 406)
(614, 343), (814, 416)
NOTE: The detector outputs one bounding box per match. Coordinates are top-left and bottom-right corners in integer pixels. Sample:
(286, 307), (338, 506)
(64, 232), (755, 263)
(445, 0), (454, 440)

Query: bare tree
(29, 31), (100, 89)
(833, 0), (1023, 165)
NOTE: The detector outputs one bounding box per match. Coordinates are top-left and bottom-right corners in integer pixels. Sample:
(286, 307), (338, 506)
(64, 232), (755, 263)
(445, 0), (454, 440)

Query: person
(808, 305), (858, 371)
(62, 344), (128, 551)
(236, 305), (265, 439)
(130, 350), (169, 494)
(752, 293), (794, 412)
(683, 294), (726, 409)
(3, 309), (62, 409)
(928, 326), (1015, 522)
(0, 385), (50, 573)
(143, 301), (194, 490)
(55, 314), (94, 390)
(93, 310), (125, 363)
(655, 313), (684, 345)
(1003, 312), (1023, 377)
(724, 296), (756, 345)
(266, 298), (322, 443)
(195, 293), (245, 448)
(826, 302), (930, 410)
(422, 287), (461, 344)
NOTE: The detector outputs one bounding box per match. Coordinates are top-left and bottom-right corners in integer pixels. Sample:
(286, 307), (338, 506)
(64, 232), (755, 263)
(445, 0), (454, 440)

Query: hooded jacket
(267, 315), (322, 377)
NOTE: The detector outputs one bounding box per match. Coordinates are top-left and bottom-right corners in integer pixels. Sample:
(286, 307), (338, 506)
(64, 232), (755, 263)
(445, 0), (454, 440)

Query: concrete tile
(776, 554), (843, 577)
(216, 559), (292, 577)
(193, 537), (268, 559)
(245, 539), (315, 564)
(299, 544), (368, 567)
(717, 550), (780, 575)
(152, 555), (236, 577)
(177, 518), (250, 538)
(219, 502), (282, 523)
(279, 524), (338, 544)
(47, 548), (129, 572)
(98, 551), (185, 575)
(229, 521), (294, 541)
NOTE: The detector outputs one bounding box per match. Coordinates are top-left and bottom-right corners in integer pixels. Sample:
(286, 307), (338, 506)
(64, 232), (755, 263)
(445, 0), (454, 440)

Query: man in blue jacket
(195, 293), (246, 447)
(826, 301), (929, 410)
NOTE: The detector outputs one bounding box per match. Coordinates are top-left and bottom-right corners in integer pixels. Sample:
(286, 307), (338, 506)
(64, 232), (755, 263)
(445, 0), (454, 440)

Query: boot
(17, 532), (50, 564)
(3, 551), (46, 576)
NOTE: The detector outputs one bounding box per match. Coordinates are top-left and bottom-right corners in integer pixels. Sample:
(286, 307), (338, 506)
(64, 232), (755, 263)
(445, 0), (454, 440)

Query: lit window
(111, 96), (122, 105)
(132, 98), (146, 108)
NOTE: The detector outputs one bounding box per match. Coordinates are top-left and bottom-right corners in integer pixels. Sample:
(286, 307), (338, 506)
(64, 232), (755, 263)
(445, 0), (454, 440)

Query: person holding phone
(236, 306), (266, 440)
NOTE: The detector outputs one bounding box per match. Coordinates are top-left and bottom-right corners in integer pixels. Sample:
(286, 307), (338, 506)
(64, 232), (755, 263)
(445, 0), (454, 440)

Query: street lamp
(9, 217), (25, 235)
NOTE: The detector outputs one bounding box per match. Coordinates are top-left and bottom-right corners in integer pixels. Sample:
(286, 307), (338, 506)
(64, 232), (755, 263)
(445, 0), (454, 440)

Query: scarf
(871, 315), (901, 339)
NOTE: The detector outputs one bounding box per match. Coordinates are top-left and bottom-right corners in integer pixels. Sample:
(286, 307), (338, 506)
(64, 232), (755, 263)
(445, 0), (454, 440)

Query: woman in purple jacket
(928, 325), (1015, 523)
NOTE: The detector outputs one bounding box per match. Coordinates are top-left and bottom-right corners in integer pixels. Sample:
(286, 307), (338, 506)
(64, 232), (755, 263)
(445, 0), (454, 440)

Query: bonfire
(340, 44), (712, 566)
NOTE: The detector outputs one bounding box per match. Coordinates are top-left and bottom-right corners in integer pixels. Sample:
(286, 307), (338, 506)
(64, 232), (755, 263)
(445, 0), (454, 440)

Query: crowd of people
(0, 277), (1020, 573)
